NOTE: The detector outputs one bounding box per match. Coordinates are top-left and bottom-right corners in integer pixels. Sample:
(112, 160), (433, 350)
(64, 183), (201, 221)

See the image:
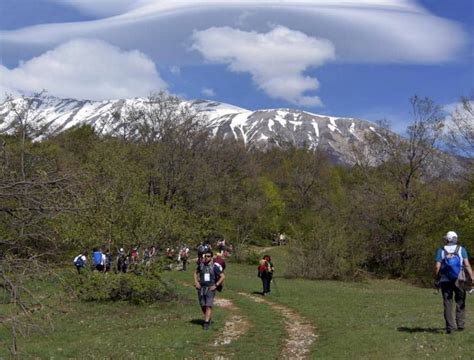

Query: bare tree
(355, 96), (446, 274)
(446, 95), (474, 158)
(119, 92), (211, 207)
(0, 94), (79, 356)
(365, 96), (445, 199)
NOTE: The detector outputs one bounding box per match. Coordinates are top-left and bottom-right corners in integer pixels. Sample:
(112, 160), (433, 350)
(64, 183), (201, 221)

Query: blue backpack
(441, 245), (462, 281)
(93, 251), (103, 266)
(75, 255), (85, 268)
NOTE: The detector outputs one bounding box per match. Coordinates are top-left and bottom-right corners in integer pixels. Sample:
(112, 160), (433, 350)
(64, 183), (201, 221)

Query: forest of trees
(0, 92), (472, 284)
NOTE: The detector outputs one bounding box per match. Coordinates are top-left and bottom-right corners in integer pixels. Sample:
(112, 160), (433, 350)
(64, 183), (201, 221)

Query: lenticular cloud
(0, 0), (467, 65)
(192, 26), (335, 106)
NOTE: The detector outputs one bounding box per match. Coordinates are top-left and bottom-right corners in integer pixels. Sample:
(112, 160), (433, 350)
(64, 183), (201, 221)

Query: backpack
(93, 251), (103, 266)
(75, 255), (85, 268)
(214, 256), (226, 271)
(441, 245), (462, 281)
(180, 248), (188, 259)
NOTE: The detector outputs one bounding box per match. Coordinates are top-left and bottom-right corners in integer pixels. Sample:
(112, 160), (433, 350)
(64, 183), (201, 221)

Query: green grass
(1, 247), (473, 359)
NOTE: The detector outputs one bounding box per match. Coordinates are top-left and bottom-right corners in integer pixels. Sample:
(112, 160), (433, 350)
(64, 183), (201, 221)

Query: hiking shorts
(197, 286), (215, 307)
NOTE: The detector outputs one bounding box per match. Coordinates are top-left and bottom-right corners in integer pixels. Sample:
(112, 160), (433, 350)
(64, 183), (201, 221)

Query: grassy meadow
(1, 246), (473, 359)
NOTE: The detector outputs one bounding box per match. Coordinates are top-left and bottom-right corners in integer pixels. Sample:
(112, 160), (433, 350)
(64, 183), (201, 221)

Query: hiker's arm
(193, 271), (201, 289)
(210, 273), (225, 291)
(463, 258), (474, 285)
(216, 273), (225, 287)
(433, 262), (441, 279)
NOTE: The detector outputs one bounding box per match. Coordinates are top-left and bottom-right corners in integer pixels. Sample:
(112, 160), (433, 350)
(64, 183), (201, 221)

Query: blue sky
(0, 0), (472, 132)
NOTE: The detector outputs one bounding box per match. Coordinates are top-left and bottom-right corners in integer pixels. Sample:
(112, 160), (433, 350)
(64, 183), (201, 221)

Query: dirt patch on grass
(238, 292), (317, 359)
(213, 298), (251, 345)
(214, 298), (238, 310)
(211, 297), (251, 359)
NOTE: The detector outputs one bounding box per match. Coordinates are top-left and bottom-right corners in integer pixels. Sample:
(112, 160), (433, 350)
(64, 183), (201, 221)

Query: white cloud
(192, 26), (334, 106)
(201, 87), (216, 97)
(46, 0), (137, 17)
(1, 1), (467, 66)
(0, 38), (167, 101)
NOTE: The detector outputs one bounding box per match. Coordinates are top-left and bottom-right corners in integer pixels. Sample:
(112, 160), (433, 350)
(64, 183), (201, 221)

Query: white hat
(445, 231), (458, 243)
(120, 248), (124, 252)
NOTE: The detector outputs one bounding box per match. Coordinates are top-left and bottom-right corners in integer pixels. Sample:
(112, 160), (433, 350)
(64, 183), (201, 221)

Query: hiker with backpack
(258, 255), (274, 296)
(217, 238), (226, 253)
(179, 245), (189, 271)
(193, 249), (225, 330)
(434, 231), (474, 334)
(73, 251), (87, 274)
(117, 248), (128, 273)
(130, 246), (140, 264)
(104, 249), (112, 272)
(92, 247), (105, 272)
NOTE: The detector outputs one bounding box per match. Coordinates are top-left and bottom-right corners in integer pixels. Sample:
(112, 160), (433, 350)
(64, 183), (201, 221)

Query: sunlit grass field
(1, 246), (472, 359)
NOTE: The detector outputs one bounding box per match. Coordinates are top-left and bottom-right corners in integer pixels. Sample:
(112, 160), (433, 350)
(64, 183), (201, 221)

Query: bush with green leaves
(286, 214), (365, 280)
(75, 266), (174, 304)
(230, 247), (261, 265)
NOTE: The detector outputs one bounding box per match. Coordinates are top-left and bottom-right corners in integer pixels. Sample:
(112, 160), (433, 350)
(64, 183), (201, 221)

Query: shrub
(230, 247), (261, 265)
(286, 216), (365, 281)
(74, 265), (175, 304)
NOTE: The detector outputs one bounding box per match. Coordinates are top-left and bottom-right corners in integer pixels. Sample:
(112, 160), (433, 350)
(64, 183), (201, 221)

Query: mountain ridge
(0, 94), (404, 166)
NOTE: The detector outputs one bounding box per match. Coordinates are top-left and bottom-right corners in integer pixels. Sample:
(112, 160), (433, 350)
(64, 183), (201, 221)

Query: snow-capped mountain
(191, 100), (383, 164)
(0, 94), (387, 166)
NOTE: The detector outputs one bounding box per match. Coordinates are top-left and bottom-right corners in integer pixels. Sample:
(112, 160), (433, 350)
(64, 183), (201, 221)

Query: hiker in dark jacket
(434, 231), (474, 334)
(104, 249), (112, 272)
(117, 248), (128, 273)
(258, 255), (274, 296)
(194, 249), (225, 330)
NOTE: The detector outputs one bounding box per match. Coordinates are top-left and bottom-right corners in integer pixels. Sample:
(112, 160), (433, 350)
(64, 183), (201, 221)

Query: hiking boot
(203, 322), (210, 330)
(457, 327), (464, 332)
(446, 329), (452, 335)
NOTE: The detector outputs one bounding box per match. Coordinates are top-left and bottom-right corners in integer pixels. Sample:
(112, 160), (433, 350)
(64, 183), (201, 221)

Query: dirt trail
(210, 297), (251, 360)
(213, 298), (251, 347)
(238, 293), (317, 359)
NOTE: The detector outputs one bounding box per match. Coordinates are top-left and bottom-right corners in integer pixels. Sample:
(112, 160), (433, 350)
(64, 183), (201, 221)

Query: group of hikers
(73, 230), (472, 334)
(73, 244), (193, 274)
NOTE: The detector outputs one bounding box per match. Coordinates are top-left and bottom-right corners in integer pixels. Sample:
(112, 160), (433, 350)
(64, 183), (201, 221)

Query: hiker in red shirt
(258, 255), (274, 296)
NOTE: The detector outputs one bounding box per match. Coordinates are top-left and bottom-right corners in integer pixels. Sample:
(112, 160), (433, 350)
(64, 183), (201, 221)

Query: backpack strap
(454, 245), (460, 255)
(455, 245), (464, 265)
